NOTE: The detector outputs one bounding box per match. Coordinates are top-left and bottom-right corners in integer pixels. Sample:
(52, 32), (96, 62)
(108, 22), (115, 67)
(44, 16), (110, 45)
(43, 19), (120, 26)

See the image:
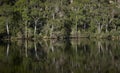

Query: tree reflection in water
(0, 39), (120, 73)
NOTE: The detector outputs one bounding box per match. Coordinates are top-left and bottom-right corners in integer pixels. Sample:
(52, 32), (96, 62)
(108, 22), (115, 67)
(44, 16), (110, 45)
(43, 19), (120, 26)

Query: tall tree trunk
(34, 25), (36, 38)
(25, 21), (28, 39)
(50, 13), (55, 38)
(34, 20), (37, 38)
(106, 24), (108, 33)
(34, 18), (39, 39)
(98, 23), (101, 34)
(50, 25), (53, 38)
(6, 22), (9, 39)
(76, 15), (78, 38)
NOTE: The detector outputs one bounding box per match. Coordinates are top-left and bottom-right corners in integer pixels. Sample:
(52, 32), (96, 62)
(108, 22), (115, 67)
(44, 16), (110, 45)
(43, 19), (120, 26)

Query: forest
(0, 0), (120, 40)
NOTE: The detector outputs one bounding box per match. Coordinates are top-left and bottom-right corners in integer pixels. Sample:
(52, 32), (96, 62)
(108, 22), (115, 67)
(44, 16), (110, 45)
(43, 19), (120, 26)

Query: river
(0, 39), (120, 73)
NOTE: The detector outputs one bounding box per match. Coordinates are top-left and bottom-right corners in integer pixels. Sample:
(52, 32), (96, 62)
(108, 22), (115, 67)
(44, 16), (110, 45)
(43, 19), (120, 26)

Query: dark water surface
(0, 39), (120, 73)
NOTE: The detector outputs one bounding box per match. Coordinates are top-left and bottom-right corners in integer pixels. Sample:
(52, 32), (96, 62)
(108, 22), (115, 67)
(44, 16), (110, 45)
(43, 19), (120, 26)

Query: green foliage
(0, 0), (120, 39)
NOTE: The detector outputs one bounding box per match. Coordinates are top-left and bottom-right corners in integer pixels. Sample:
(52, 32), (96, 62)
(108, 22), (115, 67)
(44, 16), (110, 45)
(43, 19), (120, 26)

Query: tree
(14, 0), (30, 39)
(0, 2), (14, 39)
(29, 0), (45, 38)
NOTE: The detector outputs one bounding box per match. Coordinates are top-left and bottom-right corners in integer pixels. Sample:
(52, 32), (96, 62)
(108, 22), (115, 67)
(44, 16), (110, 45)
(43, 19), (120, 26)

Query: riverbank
(2, 33), (120, 41)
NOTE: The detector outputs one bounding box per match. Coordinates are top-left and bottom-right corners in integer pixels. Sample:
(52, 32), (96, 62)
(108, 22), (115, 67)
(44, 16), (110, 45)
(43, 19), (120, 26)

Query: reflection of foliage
(0, 39), (120, 73)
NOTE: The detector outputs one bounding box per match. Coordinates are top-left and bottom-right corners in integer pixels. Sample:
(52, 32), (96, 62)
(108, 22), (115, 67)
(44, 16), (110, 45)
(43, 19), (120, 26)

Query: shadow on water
(0, 39), (120, 73)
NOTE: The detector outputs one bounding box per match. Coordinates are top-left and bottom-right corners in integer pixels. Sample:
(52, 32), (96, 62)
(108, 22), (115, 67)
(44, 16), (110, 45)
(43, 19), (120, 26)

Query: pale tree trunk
(105, 18), (113, 33)
(107, 18), (113, 32)
(50, 25), (54, 38)
(76, 15), (78, 38)
(34, 19), (39, 38)
(106, 24), (108, 33)
(34, 21), (37, 38)
(50, 13), (55, 38)
(6, 24), (9, 36)
(25, 21), (28, 39)
(98, 23), (101, 34)
(97, 23), (104, 34)
(96, 20), (101, 34)
(6, 22), (9, 39)
(34, 25), (36, 38)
